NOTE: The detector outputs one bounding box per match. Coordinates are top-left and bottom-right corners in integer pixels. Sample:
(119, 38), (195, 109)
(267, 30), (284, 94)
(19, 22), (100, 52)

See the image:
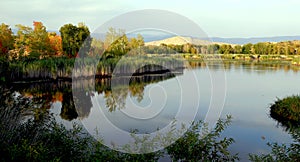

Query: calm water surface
(11, 61), (300, 161)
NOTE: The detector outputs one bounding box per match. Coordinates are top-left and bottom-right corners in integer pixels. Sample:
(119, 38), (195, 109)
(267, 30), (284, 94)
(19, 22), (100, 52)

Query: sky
(1, 0), (300, 38)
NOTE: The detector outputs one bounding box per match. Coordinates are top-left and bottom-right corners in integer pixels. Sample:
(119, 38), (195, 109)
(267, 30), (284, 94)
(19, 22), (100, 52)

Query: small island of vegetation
(270, 95), (300, 128)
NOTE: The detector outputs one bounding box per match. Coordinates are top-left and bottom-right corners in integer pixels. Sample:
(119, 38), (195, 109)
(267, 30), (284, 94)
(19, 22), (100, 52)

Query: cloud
(0, 0), (131, 31)
(1, 0), (300, 37)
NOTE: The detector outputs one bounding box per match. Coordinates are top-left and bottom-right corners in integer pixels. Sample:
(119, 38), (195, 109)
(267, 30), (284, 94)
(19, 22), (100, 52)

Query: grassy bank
(1, 54), (300, 82)
(1, 55), (184, 82)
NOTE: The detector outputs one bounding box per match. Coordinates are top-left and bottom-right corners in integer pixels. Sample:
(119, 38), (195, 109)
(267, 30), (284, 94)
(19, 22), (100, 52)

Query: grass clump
(270, 95), (300, 125)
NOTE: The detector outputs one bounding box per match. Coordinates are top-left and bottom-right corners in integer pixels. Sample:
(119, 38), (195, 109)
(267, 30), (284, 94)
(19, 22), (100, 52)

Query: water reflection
(270, 107), (300, 133)
(5, 60), (300, 122)
(189, 60), (300, 73)
(2, 60), (300, 159)
(7, 72), (177, 121)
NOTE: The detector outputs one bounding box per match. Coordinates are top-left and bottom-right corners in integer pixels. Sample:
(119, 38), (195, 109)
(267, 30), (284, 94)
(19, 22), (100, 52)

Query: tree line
(144, 41), (300, 55)
(0, 22), (144, 60)
(1, 21), (300, 60)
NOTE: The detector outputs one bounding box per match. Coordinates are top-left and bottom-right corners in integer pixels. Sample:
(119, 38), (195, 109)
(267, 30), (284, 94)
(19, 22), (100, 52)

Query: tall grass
(270, 95), (300, 125)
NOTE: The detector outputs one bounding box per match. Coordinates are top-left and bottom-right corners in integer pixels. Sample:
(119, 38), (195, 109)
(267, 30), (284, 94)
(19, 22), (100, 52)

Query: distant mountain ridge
(211, 36), (300, 45)
(145, 35), (300, 46)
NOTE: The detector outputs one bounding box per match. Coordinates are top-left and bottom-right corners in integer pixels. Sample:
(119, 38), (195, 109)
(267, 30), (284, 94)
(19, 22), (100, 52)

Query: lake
(6, 60), (300, 161)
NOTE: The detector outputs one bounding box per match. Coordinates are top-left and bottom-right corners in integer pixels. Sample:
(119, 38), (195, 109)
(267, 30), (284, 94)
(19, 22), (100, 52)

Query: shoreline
(1, 54), (300, 83)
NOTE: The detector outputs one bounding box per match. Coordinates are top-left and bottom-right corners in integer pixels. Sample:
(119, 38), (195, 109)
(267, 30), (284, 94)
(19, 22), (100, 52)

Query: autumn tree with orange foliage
(48, 32), (63, 56)
(0, 23), (14, 57)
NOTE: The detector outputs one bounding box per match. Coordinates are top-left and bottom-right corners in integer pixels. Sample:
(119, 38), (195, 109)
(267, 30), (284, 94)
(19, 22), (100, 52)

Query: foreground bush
(166, 116), (239, 161)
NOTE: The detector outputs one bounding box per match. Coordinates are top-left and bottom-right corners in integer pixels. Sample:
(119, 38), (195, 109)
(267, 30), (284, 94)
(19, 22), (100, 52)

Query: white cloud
(1, 0), (300, 37)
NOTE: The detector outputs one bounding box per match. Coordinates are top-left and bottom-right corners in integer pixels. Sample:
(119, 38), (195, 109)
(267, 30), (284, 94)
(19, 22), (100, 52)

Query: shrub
(166, 115), (239, 161)
(270, 95), (300, 125)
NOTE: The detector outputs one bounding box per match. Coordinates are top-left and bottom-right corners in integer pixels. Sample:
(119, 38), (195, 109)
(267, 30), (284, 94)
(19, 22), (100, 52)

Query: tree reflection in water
(102, 72), (176, 112)
(0, 86), (238, 161)
(5, 70), (178, 121)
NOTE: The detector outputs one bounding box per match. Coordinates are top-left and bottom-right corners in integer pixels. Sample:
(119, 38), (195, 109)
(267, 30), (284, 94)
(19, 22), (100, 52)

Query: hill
(145, 36), (228, 46)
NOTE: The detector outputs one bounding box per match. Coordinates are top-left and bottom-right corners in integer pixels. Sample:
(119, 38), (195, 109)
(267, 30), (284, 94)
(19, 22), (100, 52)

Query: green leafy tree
(76, 23), (91, 58)
(234, 45), (242, 54)
(136, 34), (144, 47)
(242, 43), (253, 54)
(207, 44), (220, 54)
(104, 28), (129, 57)
(112, 34), (129, 56)
(29, 21), (53, 58)
(59, 23), (91, 57)
(130, 34), (144, 48)
(219, 44), (234, 54)
(253, 42), (270, 54)
(14, 24), (33, 57)
(267, 43), (275, 54)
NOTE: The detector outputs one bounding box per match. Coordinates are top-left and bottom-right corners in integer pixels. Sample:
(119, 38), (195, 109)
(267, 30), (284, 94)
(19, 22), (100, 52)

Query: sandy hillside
(145, 36), (230, 46)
